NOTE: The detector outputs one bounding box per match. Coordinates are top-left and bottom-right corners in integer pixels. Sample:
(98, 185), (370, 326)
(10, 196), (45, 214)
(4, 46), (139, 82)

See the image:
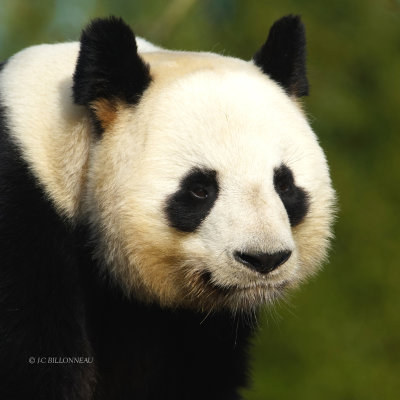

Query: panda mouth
(185, 269), (291, 310)
(198, 270), (290, 295)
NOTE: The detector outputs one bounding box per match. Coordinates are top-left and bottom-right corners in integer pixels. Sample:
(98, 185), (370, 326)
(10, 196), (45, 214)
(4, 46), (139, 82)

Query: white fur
(0, 42), (90, 218)
(136, 37), (163, 52)
(0, 38), (335, 311)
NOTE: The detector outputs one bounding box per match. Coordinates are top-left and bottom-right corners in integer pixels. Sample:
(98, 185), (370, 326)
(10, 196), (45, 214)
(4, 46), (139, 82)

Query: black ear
(73, 17), (151, 132)
(253, 15), (308, 97)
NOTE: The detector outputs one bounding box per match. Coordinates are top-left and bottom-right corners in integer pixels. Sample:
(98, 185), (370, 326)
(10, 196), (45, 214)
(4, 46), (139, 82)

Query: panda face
(0, 17), (334, 312)
(53, 16), (335, 312)
(84, 59), (334, 312)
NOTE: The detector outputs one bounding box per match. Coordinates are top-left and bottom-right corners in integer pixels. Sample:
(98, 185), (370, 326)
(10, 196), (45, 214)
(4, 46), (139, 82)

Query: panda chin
(187, 270), (291, 312)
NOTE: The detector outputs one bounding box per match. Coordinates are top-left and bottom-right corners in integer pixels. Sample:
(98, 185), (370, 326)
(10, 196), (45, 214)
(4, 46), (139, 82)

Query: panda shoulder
(0, 41), (80, 110)
(0, 41), (88, 219)
(1, 41), (80, 81)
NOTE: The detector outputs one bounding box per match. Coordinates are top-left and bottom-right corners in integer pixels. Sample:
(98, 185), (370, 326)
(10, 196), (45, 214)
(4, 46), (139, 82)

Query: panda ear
(253, 15), (309, 97)
(73, 17), (151, 134)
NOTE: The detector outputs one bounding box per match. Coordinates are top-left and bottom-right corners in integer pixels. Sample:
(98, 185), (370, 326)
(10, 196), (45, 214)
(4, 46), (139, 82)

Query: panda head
(73, 16), (335, 312)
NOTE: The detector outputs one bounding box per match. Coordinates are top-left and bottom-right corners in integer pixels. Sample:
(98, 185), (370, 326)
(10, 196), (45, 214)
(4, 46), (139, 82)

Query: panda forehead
(145, 61), (310, 137)
(137, 67), (312, 176)
(145, 64), (298, 121)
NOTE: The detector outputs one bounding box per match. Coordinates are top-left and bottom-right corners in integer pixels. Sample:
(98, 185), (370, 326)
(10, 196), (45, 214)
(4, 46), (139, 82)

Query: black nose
(233, 250), (292, 274)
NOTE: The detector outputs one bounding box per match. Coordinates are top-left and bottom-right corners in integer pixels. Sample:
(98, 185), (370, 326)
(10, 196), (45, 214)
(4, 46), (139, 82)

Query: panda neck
(80, 251), (255, 399)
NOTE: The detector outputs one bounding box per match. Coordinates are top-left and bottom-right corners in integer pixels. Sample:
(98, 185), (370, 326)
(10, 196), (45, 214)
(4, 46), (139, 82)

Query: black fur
(0, 97), (252, 398)
(83, 267), (254, 400)
(274, 164), (309, 226)
(253, 15), (309, 97)
(165, 167), (220, 233)
(0, 93), (96, 399)
(73, 17), (151, 133)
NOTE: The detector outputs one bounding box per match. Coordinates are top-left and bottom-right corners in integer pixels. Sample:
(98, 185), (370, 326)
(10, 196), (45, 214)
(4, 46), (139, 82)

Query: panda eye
(190, 187), (208, 199)
(273, 164), (310, 227)
(274, 165), (294, 194)
(165, 167), (219, 232)
(276, 181), (291, 193)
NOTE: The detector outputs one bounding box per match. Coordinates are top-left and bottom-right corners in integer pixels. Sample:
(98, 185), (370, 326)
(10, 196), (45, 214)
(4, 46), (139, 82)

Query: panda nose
(233, 250), (292, 274)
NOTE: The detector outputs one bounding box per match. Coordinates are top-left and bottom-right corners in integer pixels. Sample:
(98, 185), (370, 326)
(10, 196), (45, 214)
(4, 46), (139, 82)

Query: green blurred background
(1, 0), (399, 398)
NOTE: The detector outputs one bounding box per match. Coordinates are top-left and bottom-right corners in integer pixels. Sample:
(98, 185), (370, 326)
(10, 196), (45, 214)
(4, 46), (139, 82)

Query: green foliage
(1, 0), (399, 398)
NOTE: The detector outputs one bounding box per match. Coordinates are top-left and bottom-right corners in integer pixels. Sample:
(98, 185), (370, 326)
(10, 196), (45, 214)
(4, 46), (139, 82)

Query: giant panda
(0, 15), (335, 400)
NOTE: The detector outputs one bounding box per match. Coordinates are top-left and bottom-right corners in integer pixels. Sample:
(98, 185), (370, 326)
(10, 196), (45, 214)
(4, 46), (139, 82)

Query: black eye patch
(164, 168), (219, 233)
(273, 164), (309, 226)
